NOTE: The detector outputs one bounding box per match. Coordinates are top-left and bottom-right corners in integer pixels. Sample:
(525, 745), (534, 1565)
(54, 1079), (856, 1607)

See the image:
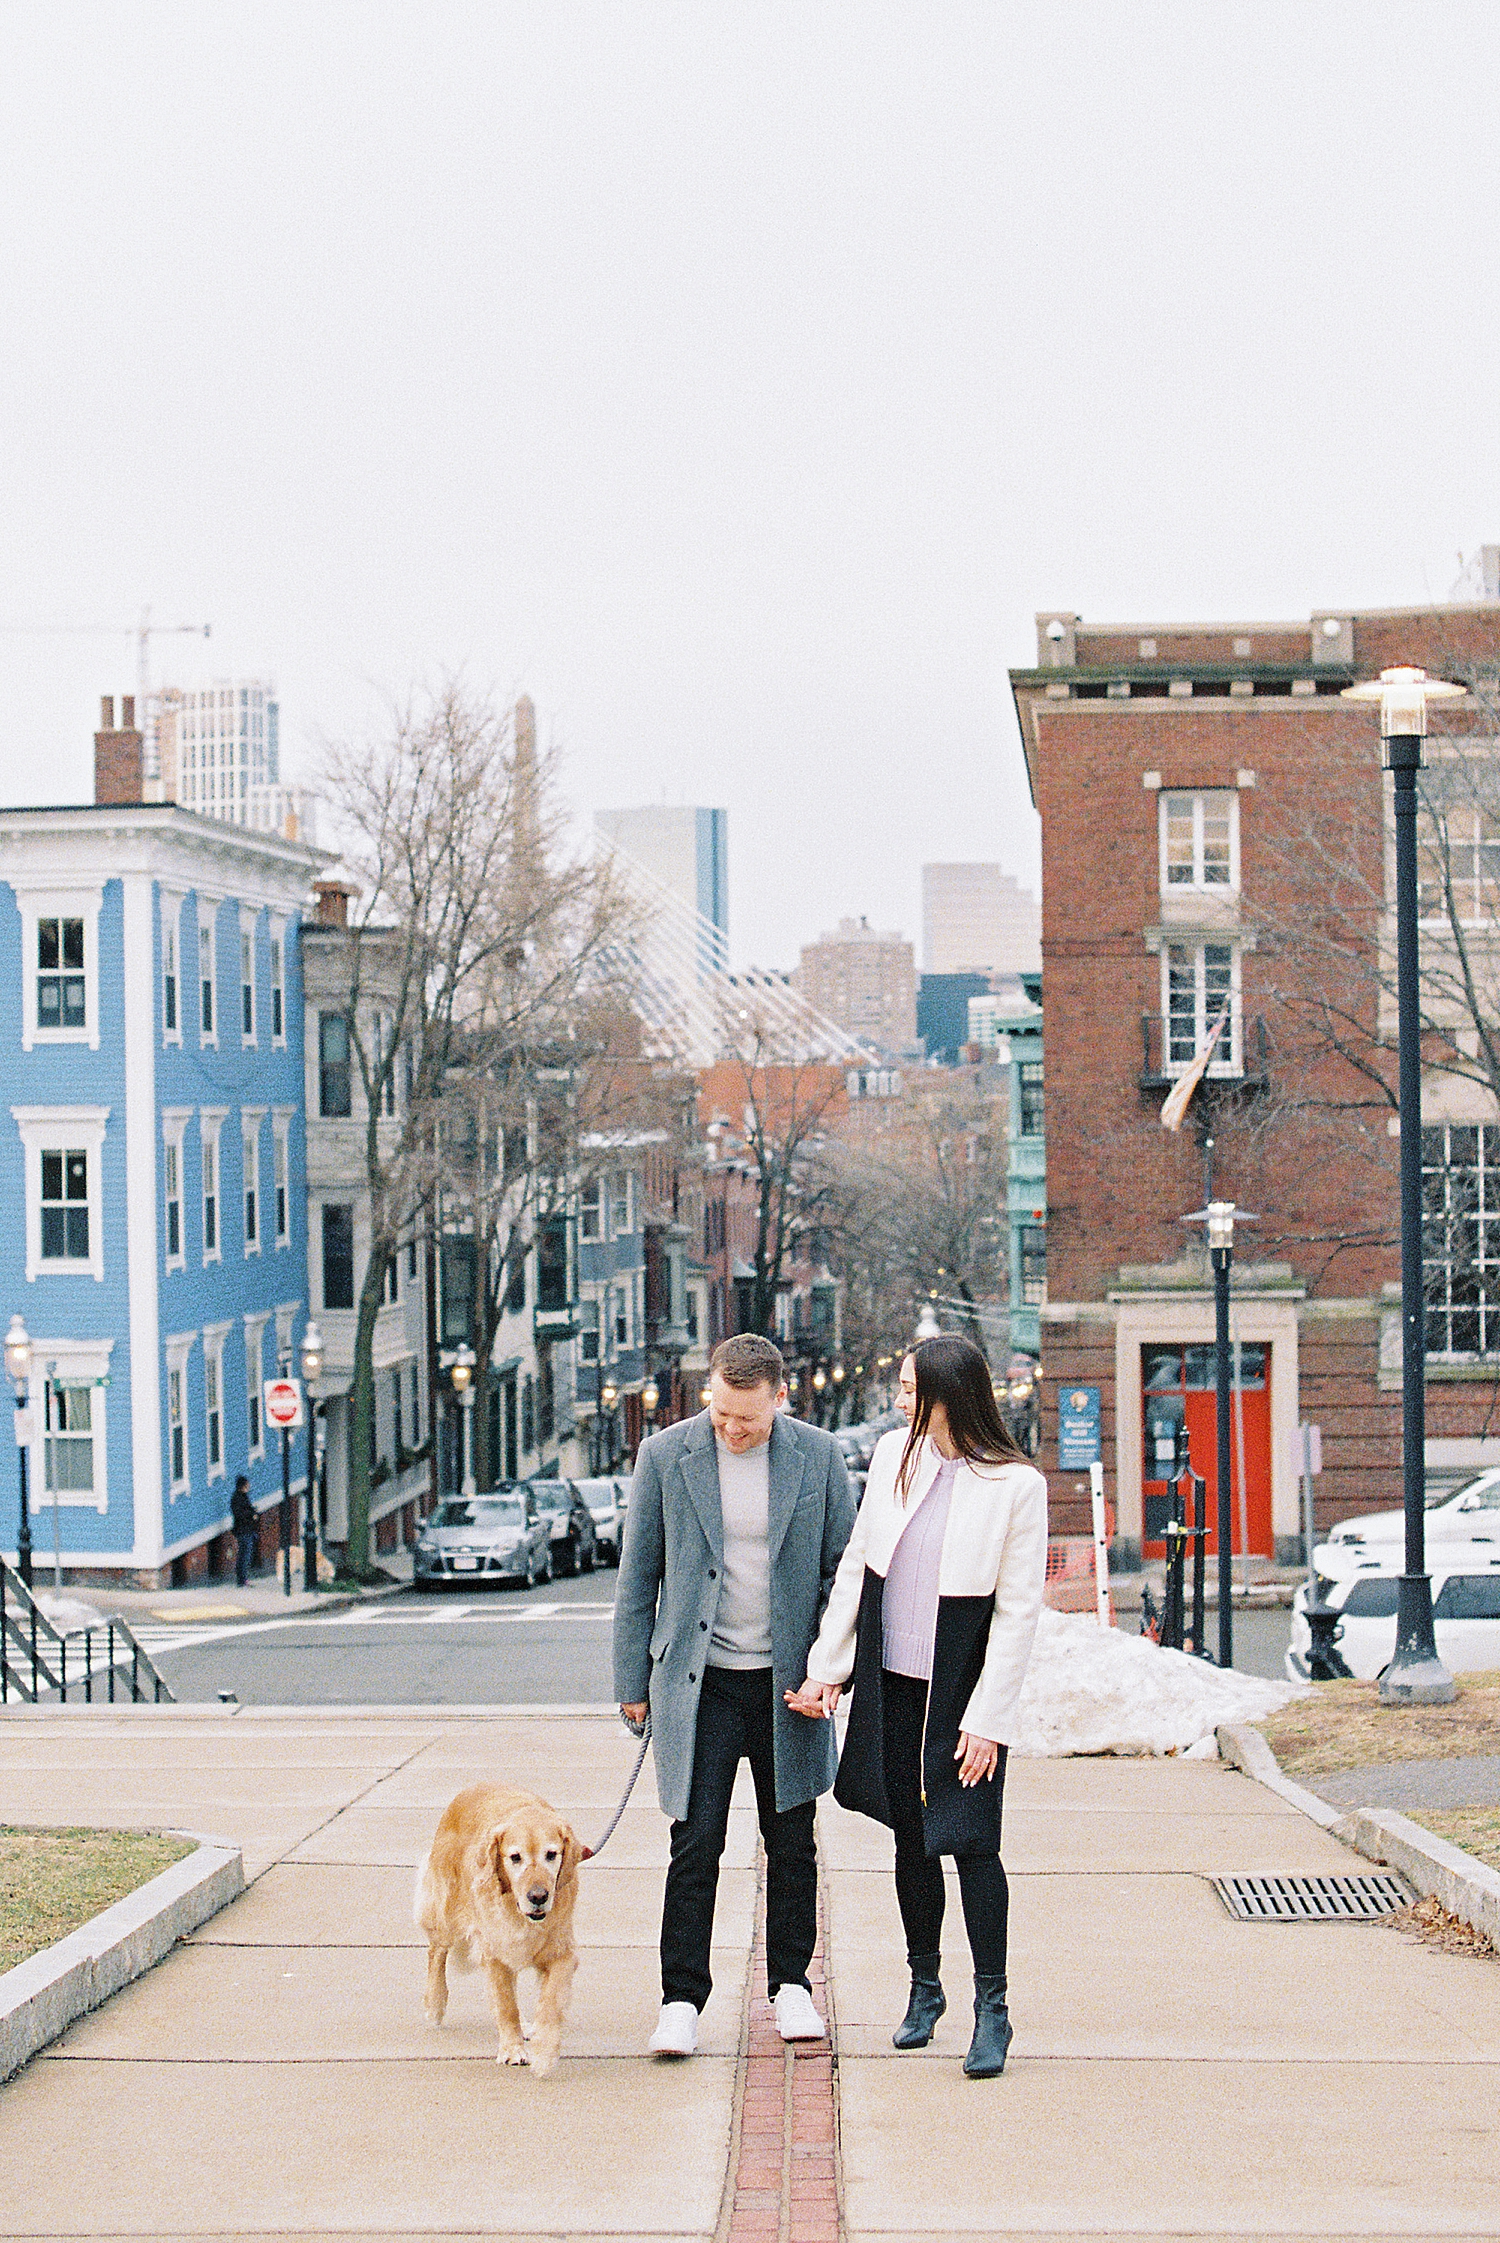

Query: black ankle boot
(892, 1952), (946, 2049)
(963, 1972), (1013, 2077)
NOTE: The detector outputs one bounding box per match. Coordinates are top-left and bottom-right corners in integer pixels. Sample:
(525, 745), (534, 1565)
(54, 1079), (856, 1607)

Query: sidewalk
(0, 1707), (1497, 2240)
(34, 1551), (414, 1625)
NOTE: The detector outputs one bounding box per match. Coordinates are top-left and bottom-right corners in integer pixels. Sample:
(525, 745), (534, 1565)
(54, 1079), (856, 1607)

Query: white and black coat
(805, 1429), (1048, 1854)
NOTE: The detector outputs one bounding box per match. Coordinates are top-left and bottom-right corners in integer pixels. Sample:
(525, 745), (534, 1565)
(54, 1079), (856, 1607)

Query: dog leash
(580, 1709), (653, 1862)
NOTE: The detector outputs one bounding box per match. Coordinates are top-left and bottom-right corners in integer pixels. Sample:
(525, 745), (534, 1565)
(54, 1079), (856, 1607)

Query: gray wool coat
(612, 1409), (857, 1821)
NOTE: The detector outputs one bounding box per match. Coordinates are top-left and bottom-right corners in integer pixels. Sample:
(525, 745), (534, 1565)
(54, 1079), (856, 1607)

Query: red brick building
(1011, 592), (1500, 1562)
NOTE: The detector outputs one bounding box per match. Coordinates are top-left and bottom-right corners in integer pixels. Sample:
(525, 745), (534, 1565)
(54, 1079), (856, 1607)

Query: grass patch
(0, 1827), (195, 1974)
(1407, 1806), (1500, 1876)
(1259, 1670), (1500, 1778)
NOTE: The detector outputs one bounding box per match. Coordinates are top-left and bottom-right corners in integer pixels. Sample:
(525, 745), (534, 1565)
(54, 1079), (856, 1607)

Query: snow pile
(1013, 1607), (1303, 1759)
(33, 1592), (107, 1637)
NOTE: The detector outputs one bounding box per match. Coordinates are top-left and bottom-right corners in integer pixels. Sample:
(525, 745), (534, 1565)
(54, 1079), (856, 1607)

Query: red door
(1142, 1342), (1272, 1558)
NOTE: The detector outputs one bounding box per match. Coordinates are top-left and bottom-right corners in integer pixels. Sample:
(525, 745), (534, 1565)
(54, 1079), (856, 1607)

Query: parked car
(1287, 1544), (1500, 1680)
(1322, 1468), (1500, 1555)
(413, 1491), (552, 1589)
(527, 1478), (598, 1575)
(572, 1475), (629, 1566)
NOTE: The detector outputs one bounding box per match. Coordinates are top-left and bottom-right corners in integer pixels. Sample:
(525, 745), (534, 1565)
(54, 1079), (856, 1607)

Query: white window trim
(611, 1170), (633, 1239)
(197, 899), (220, 1048)
(12, 883), (103, 1052)
(11, 1106), (110, 1283)
(268, 915), (287, 1048)
(274, 1299), (301, 1377)
(271, 1106), (293, 1249)
(199, 1106), (227, 1267)
(1160, 942), (1243, 1077)
(165, 1329), (195, 1498)
(24, 1336), (114, 1514)
(241, 1106), (266, 1259)
(244, 1311), (269, 1460)
(1158, 790), (1240, 896)
(162, 1107), (191, 1274)
(239, 908), (258, 1047)
(202, 1319), (231, 1484)
(160, 888), (185, 1047)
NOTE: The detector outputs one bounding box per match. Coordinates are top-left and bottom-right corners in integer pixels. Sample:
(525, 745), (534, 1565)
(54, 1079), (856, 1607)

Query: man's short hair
(710, 1334), (785, 1392)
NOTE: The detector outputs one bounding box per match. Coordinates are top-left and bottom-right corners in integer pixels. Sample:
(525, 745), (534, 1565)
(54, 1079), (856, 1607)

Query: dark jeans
(661, 1665), (817, 2011)
(234, 1531), (257, 1587)
(881, 1667), (1009, 1977)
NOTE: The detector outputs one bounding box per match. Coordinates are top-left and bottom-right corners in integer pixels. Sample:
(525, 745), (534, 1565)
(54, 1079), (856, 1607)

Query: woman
(786, 1335), (1047, 2077)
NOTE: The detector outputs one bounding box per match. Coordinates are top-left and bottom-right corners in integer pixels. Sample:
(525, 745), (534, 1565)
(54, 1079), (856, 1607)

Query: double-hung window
(1160, 791), (1238, 891)
(245, 1314), (268, 1458)
(1423, 1122), (1500, 1359)
(268, 930), (285, 1043)
(580, 1177), (604, 1241)
(272, 1115), (290, 1245)
(1163, 942), (1239, 1074)
(1018, 1059), (1044, 1136)
(611, 1172), (631, 1237)
(1018, 1225), (1047, 1306)
(200, 1111), (226, 1263)
(240, 928), (256, 1042)
(38, 917), (85, 1031)
(319, 1013), (351, 1117)
(161, 1115), (191, 1270)
(242, 1112), (263, 1253)
(41, 1151), (90, 1262)
(199, 917), (216, 1039)
(579, 1297), (600, 1363)
(44, 1381), (95, 1494)
(203, 1327), (228, 1479)
(14, 1108), (108, 1281)
(162, 920), (179, 1037)
(168, 1364), (187, 1488)
(322, 1203), (355, 1310)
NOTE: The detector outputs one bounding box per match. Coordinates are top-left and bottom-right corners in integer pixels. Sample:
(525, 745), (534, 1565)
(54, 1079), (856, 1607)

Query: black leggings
(880, 1667), (1009, 1977)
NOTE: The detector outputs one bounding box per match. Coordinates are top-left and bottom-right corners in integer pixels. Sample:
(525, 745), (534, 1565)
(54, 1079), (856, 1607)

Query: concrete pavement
(0, 1708), (1497, 2240)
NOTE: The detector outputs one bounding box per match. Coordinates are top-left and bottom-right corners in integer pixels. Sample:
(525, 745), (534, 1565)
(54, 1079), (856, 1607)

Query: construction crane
(0, 607), (212, 781)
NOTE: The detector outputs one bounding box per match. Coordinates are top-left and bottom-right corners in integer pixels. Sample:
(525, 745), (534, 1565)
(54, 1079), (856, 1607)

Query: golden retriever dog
(414, 1782), (581, 2074)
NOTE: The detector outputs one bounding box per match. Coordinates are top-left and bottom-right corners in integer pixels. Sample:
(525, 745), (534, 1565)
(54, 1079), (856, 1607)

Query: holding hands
(784, 1678), (841, 1719)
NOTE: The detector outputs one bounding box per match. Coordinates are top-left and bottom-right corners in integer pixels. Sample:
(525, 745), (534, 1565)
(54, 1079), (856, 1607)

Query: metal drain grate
(1212, 1872), (1414, 1922)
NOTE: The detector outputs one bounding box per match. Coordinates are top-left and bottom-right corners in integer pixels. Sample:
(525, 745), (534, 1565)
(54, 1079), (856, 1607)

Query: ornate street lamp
(1343, 664), (1464, 1704)
(1182, 1201), (1257, 1668)
(641, 1376), (660, 1427)
(451, 1342), (477, 1498)
(5, 1314), (33, 1589)
(300, 1320), (323, 1594)
(597, 1376), (619, 1472)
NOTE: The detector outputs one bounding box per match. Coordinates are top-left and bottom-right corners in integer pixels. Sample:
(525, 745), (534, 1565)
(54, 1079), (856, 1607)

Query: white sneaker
(773, 1984), (826, 2041)
(647, 2000), (699, 2057)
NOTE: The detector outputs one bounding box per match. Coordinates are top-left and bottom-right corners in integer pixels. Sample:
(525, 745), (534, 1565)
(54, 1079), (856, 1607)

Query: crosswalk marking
(128, 1600), (616, 1657)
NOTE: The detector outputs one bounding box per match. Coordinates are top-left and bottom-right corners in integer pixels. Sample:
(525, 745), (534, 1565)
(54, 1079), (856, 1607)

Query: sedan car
(1287, 1545), (1500, 1680)
(413, 1492), (552, 1589)
(572, 1476), (629, 1566)
(526, 1478), (598, 1576)
(1321, 1467), (1500, 1557)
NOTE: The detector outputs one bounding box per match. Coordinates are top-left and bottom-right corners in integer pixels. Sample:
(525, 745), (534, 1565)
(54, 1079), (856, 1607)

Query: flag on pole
(1160, 1000), (1231, 1133)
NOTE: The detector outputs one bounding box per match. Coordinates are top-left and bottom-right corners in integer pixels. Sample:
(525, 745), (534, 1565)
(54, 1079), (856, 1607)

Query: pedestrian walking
(787, 1334), (1047, 2077)
(230, 1474), (258, 1588)
(614, 1333), (857, 2058)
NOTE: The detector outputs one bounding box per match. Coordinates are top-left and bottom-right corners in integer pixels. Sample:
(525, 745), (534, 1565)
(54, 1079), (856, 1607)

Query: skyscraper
(162, 679), (311, 840)
(922, 863), (1040, 975)
(595, 805), (728, 966)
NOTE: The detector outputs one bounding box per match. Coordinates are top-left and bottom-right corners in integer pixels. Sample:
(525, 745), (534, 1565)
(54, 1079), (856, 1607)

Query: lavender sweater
(880, 1456), (958, 1679)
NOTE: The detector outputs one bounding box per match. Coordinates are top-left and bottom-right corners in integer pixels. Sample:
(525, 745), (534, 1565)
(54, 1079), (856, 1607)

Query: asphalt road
(136, 1573), (1295, 1706)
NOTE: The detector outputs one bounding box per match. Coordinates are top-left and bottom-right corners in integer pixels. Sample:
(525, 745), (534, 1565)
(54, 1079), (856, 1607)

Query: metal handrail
(0, 1558), (175, 1706)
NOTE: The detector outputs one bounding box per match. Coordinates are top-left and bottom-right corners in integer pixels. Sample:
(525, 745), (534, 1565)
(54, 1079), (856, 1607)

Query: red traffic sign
(264, 1378), (304, 1430)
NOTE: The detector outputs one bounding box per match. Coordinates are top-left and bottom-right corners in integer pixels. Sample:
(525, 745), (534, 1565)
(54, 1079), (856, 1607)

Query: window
(273, 1117), (289, 1244)
(242, 1117), (260, 1251)
(538, 1347), (555, 1444)
(1160, 792), (1237, 891)
(162, 920), (178, 1036)
(204, 1339), (223, 1477)
(1433, 1573), (1500, 1621)
(506, 1249), (526, 1314)
(41, 1150), (90, 1261)
(614, 1287), (629, 1348)
(44, 1382), (94, 1494)
(579, 1298), (600, 1363)
(1417, 766), (1500, 922)
(163, 1129), (184, 1266)
(240, 930), (256, 1040)
(383, 1252), (399, 1306)
(442, 1234), (477, 1343)
(1423, 1122), (1500, 1360)
(245, 1316), (267, 1458)
(580, 1176), (604, 1241)
(1018, 1225), (1047, 1306)
(1341, 1577), (1401, 1619)
(1018, 1059), (1044, 1137)
(36, 917), (85, 1032)
(200, 1113), (225, 1261)
(319, 1012), (351, 1117)
(269, 932), (285, 1042)
(406, 1231), (418, 1280)
(537, 1214), (569, 1312)
(168, 1364), (187, 1489)
(322, 1203), (355, 1310)
(611, 1172), (631, 1236)
(199, 920), (215, 1038)
(392, 1366), (404, 1456)
(1164, 942), (1238, 1073)
(502, 1122), (528, 1180)
(686, 1286), (700, 1344)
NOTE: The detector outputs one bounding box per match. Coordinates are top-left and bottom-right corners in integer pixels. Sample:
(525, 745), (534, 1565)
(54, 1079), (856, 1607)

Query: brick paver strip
(719, 1850), (844, 2243)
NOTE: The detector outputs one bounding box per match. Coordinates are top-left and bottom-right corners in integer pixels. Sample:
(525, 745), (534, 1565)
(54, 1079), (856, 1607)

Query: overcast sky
(2, 3), (1498, 969)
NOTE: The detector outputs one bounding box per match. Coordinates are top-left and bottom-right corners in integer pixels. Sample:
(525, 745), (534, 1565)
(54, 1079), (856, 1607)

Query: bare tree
(316, 682), (630, 1571)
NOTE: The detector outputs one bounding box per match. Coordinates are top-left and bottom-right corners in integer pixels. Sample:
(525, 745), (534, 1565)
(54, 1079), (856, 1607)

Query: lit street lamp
(915, 1301), (941, 1342)
(5, 1314), (33, 1589)
(596, 1376), (619, 1472)
(1343, 663), (1465, 1704)
(641, 1376), (660, 1432)
(300, 1320), (323, 1594)
(451, 1343), (477, 1498)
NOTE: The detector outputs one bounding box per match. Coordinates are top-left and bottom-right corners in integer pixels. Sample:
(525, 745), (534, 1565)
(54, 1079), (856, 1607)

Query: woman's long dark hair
(896, 1334), (1026, 1499)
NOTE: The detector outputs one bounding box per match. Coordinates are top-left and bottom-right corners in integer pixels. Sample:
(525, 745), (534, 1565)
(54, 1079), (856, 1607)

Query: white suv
(1322, 1469), (1500, 1556)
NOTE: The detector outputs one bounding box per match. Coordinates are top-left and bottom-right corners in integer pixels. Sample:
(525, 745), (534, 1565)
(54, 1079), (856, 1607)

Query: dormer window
(1161, 792), (1238, 892)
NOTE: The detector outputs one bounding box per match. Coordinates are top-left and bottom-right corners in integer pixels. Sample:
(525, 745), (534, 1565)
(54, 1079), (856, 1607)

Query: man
(614, 1333), (857, 2057)
(230, 1475), (258, 1587)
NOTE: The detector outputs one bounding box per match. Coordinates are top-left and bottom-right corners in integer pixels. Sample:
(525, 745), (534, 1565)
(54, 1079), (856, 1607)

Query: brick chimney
(94, 694), (145, 805)
(313, 879), (356, 927)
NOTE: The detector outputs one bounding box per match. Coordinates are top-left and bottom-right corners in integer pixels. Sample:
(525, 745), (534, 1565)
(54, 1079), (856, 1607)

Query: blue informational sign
(1058, 1384), (1102, 1469)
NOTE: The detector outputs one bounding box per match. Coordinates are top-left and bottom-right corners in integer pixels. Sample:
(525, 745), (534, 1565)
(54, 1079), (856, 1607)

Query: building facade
(594, 805), (729, 968)
(793, 917), (917, 1052)
(922, 862), (1040, 976)
(1011, 591), (1500, 1562)
(1, 793), (322, 1584)
(155, 679), (312, 842)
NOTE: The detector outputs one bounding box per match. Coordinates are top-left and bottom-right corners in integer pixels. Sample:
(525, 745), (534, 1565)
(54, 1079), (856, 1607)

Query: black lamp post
(596, 1377), (618, 1472)
(1183, 1201), (1256, 1669)
(5, 1315), (33, 1589)
(1343, 664), (1463, 1704)
(301, 1320), (323, 1594)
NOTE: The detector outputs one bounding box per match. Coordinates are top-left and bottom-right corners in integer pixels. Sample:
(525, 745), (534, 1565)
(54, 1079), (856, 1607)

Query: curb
(1217, 1721), (1500, 1949)
(0, 1831), (243, 2082)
